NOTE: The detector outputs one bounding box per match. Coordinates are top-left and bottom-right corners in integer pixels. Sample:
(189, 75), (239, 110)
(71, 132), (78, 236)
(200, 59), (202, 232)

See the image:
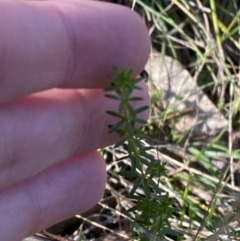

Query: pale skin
(0, 0), (150, 240)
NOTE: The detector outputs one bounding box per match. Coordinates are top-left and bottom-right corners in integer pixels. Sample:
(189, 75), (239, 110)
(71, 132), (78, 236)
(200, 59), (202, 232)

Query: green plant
(104, 67), (179, 240)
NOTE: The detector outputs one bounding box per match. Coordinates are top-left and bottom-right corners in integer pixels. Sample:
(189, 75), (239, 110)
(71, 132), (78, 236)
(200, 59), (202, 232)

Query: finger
(0, 0), (150, 103)
(0, 81), (149, 189)
(0, 151), (107, 241)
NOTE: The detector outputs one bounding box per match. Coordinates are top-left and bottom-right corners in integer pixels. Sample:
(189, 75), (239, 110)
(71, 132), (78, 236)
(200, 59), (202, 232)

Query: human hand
(0, 0), (150, 240)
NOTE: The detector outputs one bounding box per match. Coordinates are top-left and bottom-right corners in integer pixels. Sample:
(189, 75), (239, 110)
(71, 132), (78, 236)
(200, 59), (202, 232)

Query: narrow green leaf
(127, 104), (136, 117)
(203, 150), (228, 158)
(108, 121), (123, 133)
(127, 205), (139, 213)
(128, 194), (144, 201)
(149, 179), (161, 194)
(208, 143), (229, 152)
(129, 97), (143, 101)
(126, 123), (134, 136)
(130, 178), (142, 195)
(135, 106), (149, 114)
(104, 94), (120, 100)
(106, 110), (123, 119)
(140, 156), (150, 166)
(232, 150), (240, 158)
(142, 178), (151, 198)
(114, 138), (126, 148)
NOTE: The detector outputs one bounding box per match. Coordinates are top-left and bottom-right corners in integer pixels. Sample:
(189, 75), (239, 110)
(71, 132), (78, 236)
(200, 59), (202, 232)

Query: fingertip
(0, 0), (150, 102)
(106, 3), (151, 77)
(117, 6), (151, 77)
(53, 0), (151, 87)
(0, 151), (107, 241)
